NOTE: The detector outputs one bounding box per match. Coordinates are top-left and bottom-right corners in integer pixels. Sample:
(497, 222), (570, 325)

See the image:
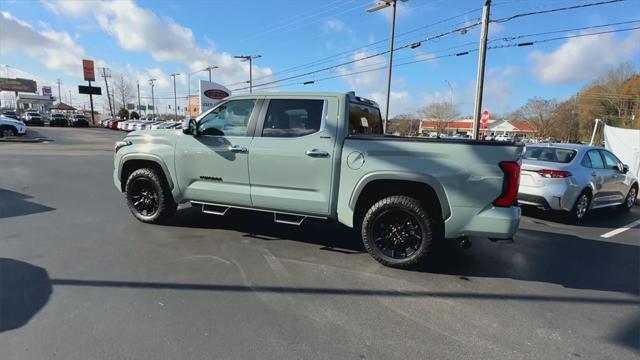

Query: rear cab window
(348, 102), (383, 136)
(523, 147), (577, 163)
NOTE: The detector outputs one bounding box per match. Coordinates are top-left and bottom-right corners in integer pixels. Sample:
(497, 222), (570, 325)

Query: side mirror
(183, 118), (199, 136)
(622, 164), (629, 174)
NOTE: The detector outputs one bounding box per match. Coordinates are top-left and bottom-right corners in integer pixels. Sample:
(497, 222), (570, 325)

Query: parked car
(100, 118), (114, 127)
(70, 114), (90, 127)
(24, 112), (44, 126)
(49, 113), (69, 127)
(0, 115), (27, 137)
(494, 135), (511, 141)
(108, 119), (127, 129)
(2, 109), (19, 120)
(518, 144), (638, 222)
(114, 92), (523, 268)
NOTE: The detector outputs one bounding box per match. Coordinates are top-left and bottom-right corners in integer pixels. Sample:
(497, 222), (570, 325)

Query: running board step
(274, 213), (307, 226)
(201, 203), (230, 216)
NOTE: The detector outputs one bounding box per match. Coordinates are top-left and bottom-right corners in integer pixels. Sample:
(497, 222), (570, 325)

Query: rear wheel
(125, 168), (176, 224)
(569, 191), (590, 224)
(361, 196), (432, 269)
(619, 185), (637, 211)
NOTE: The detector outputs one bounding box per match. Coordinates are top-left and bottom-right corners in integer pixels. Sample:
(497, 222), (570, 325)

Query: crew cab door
(174, 98), (260, 206)
(248, 97), (337, 215)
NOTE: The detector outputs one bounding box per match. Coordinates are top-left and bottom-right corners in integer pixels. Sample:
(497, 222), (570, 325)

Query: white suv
(0, 115), (27, 137)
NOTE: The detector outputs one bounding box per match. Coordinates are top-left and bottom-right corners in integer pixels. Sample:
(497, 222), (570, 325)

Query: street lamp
(170, 73), (180, 120)
(148, 78), (157, 118)
(367, 0), (407, 132)
(234, 55), (262, 93)
(187, 65), (218, 100)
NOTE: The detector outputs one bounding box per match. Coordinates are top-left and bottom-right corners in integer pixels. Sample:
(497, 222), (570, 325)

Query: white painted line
(600, 219), (640, 239)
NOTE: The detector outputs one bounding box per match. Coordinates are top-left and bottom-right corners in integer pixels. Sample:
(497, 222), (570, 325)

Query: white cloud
(42, 0), (273, 89)
(337, 51), (387, 93)
(371, 90), (416, 117)
(0, 11), (87, 78)
(325, 19), (350, 33)
(529, 30), (640, 84)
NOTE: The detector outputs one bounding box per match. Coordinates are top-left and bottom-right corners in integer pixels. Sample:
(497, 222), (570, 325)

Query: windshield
(523, 147), (577, 163)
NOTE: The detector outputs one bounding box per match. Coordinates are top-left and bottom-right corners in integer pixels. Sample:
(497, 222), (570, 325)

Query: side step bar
(191, 201), (326, 226)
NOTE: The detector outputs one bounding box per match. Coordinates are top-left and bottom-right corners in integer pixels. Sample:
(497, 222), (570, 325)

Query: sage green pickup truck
(114, 92), (523, 268)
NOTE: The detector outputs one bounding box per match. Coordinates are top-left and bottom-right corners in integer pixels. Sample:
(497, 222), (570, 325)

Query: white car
(494, 135), (511, 141)
(0, 115), (27, 137)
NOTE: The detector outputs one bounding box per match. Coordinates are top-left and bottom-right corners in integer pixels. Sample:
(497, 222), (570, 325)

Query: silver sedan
(517, 144), (638, 222)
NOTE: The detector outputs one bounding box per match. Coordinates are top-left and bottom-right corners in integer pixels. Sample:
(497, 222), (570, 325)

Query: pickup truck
(113, 92), (523, 268)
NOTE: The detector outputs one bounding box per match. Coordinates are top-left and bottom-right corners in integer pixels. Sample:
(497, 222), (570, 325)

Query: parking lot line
(600, 219), (640, 239)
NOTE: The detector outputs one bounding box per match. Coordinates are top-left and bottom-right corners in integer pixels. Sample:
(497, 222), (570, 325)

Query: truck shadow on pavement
(168, 207), (639, 296)
(0, 188), (55, 219)
(0, 258), (52, 333)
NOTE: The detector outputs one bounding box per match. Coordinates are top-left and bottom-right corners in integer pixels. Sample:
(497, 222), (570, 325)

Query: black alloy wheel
(129, 178), (160, 217)
(361, 195), (433, 268)
(371, 209), (423, 259)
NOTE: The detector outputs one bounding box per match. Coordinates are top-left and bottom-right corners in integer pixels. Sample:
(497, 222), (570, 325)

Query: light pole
(368, 0), (407, 133)
(187, 65), (218, 99)
(136, 80), (141, 117)
(170, 73), (180, 120)
(148, 78), (157, 119)
(234, 55), (261, 93)
(472, 0), (492, 140)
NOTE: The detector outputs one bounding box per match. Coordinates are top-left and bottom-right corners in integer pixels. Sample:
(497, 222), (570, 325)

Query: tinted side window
(349, 103), (383, 135)
(581, 154), (592, 168)
(587, 150), (605, 169)
(601, 150), (621, 171)
(198, 99), (256, 136)
(262, 99), (324, 138)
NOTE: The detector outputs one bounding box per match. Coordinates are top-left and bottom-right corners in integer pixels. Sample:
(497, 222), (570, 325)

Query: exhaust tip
(458, 237), (472, 250)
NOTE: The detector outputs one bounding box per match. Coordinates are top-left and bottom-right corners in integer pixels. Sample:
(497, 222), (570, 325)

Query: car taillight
(494, 161), (520, 208)
(536, 169), (572, 178)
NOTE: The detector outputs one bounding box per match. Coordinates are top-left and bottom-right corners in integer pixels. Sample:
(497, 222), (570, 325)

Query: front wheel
(361, 196), (433, 269)
(619, 185), (638, 211)
(125, 168), (176, 224)
(0, 126), (17, 137)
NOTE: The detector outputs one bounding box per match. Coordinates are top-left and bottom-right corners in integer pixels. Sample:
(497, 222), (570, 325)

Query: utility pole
(367, 0), (407, 133)
(148, 79), (157, 119)
(170, 73), (180, 120)
(234, 55), (261, 93)
(99, 67), (114, 118)
(136, 80), (141, 116)
(56, 79), (61, 103)
(472, 0), (491, 140)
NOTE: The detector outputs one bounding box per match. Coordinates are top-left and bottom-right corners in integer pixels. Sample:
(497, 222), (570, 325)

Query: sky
(0, 0), (639, 118)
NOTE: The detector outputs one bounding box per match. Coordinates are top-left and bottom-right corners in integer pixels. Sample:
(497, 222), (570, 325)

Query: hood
(0, 116), (23, 125)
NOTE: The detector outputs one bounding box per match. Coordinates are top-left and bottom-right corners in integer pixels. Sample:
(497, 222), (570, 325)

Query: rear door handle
(228, 145), (248, 153)
(306, 149), (330, 158)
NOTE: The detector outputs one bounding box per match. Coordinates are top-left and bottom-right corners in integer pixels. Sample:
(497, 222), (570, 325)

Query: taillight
(494, 161), (520, 207)
(536, 169), (572, 178)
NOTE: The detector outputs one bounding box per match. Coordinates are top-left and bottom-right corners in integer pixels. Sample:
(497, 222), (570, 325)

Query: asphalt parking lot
(1, 127), (638, 360)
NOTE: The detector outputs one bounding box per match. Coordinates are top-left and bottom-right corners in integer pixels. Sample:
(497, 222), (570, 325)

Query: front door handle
(306, 149), (330, 158)
(228, 145), (248, 153)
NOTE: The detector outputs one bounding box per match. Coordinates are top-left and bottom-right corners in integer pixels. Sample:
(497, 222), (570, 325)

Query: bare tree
(520, 97), (558, 138)
(387, 113), (421, 136)
(418, 102), (460, 135)
(113, 74), (134, 111)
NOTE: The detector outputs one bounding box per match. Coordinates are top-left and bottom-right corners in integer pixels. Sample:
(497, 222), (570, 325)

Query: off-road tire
(125, 168), (176, 224)
(361, 195), (433, 269)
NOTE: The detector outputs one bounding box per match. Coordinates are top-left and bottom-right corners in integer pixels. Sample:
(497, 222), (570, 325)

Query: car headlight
(114, 140), (132, 152)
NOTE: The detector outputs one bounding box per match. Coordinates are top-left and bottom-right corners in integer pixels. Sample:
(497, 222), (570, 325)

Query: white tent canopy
(604, 124), (640, 178)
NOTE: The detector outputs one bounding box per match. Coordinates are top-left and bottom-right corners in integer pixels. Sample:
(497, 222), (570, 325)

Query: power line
(232, 0), (628, 92)
(492, 0), (625, 23)
(237, 26), (639, 93)
(489, 19), (640, 43)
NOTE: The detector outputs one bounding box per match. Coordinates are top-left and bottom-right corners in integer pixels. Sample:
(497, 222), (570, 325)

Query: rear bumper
(518, 182), (581, 212)
(446, 206), (520, 239)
